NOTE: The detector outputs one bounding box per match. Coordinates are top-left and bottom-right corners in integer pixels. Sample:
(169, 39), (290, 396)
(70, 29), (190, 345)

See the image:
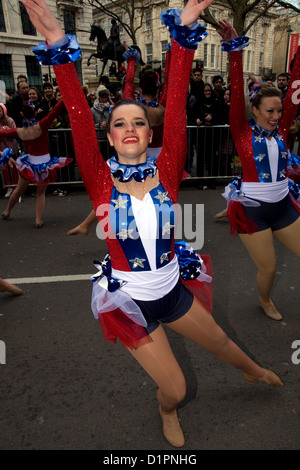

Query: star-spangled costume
(222, 39), (300, 234)
(33, 10), (213, 348)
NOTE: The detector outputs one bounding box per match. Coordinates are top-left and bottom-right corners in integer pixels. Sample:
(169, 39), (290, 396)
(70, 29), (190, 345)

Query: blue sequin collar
(22, 119), (39, 127)
(137, 96), (158, 107)
(107, 156), (157, 182)
(248, 118), (279, 138)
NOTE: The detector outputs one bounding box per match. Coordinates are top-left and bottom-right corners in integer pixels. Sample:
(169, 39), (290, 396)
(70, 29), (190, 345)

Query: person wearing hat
(0, 103), (19, 197)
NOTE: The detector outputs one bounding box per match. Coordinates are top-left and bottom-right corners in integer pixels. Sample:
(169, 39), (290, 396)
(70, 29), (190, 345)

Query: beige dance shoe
(259, 298), (282, 321)
(159, 405), (185, 448)
(244, 369), (284, 388)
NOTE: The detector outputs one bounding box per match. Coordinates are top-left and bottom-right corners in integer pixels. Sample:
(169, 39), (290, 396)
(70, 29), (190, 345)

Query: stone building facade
(92, 0), (279, 92)
(0, 0), (296, 96)
(0, 0), (97, 93)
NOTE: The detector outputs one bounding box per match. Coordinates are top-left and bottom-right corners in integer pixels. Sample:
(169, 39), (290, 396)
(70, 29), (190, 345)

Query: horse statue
(87, 23), (144, 75)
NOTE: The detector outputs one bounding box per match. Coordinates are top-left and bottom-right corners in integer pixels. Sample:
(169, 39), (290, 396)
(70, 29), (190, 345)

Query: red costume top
(229, 47), (300, 183)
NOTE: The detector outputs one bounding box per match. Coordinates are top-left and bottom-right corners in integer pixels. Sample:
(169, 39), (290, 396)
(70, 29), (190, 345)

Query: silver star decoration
(277, 135), (283, 141)
(162, 222), (175, 235)
(254, 135), (264, 143)
(129, 257), (146, 268)
(154, 190), (170, 204)
(279, 170), (286, 178)
(160, 252), (171, 264)
(281, 152), (287, 159)
(112, 195), (128, 210)
(256, 153), (266, 162)
(117, 228), (134, 241)
(261, 173), (270, 180)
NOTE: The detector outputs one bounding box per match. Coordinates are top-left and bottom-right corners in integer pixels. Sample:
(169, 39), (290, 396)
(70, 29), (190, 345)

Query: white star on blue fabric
(279, 169), (286, 178)
(254, 135), (264, 143)
(154, 190), (170, 204)
(160, 252), (171, 264)
(112, 195), (128, 210)
(130, 257), (146, 268)
(261, 173), (270, 180)
(281, 152), (287, 159)
(117, 228), (134, 241)
(256, 153), (266, 162)
(162, 222), (175, 235)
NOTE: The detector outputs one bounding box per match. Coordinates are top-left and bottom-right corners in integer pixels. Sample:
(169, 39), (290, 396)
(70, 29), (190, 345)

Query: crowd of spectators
(1, 64), (299, 194)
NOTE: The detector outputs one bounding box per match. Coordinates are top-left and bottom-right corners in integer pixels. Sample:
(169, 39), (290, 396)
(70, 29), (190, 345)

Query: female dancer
(23, 0), (283, 448)
(218, 20), (300, 321)
(0, 149), (23, 296)
(1, 99), (72, 227)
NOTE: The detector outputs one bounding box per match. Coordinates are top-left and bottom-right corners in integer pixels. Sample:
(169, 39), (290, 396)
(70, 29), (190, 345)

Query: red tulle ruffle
(18, 167), (58, 185)
(98, 308), (151, 349)
(227, 200), (258, 235)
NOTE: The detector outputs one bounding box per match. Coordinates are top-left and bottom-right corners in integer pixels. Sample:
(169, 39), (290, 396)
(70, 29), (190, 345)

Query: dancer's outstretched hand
(180, 0), (215, 27)
(217, 19), (238, 42)
(21, 0), (64, 44)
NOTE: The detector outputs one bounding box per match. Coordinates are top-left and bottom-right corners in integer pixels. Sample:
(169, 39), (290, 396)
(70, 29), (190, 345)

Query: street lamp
(285, 25), (293, 73)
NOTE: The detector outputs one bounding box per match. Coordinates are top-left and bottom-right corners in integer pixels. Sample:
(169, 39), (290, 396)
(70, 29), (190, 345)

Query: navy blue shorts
(243, 194), (299, 232)
(133, 278), (194, 334)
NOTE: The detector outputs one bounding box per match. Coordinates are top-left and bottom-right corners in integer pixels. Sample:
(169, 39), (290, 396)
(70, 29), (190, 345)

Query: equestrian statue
(87, 20), (144, 75)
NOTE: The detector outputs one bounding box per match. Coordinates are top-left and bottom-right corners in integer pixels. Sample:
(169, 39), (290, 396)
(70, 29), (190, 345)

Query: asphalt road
(0, 183), (299, 452)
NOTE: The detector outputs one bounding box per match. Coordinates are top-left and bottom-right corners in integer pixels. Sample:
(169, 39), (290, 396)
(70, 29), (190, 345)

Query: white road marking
(4, 274), (93, 284)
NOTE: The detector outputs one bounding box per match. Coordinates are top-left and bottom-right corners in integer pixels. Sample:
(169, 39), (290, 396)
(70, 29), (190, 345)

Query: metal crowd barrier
(0, 125), (241, 190)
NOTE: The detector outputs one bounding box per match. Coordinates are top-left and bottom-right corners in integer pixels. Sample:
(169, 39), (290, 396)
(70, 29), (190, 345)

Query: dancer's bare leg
(214, 208), (228, 219)
(129, 298), (283, 447)
(0, 278), (23, 295)
(239, 229), (282, 320)
(129, 326), (186, 447)
(2, 176), (29, 219)
(167, 298), (282, 384)
(35, 184), (47, 227)
(274, 217), (300, 257)
(67, 209), (97, 235)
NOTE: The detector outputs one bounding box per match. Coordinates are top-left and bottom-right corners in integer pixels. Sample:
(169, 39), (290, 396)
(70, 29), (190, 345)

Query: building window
(210, 44), (215, 68)
(0, 54), (14, 90)
(204, 43), (208, 68)
(146, 43), (152, 65)
(64, 9), (76, 34)
(145, 10), (152, 30)
(74, 60), (82, 84)
(26, 56), (41, 89)
(0, 0), (6, 32)
(19, 2), (36, 35)
(161, 40), (168, 68)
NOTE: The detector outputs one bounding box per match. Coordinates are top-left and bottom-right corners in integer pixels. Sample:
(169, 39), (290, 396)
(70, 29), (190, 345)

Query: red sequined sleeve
(0, 128), (18, 138)
(39, 99), (65, 131)
(157, 40), (194, 199)
(229, 51), (249, 143)
(53, 63), (109, 207)
(279, 46), (300, 139)
(122, 57), (135, 100)
(159, 49), (171, 107)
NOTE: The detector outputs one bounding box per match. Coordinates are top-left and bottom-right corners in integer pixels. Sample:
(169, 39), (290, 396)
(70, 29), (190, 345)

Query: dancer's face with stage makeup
(107, 103), (153, 165)
(252, 96), (282, 132)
